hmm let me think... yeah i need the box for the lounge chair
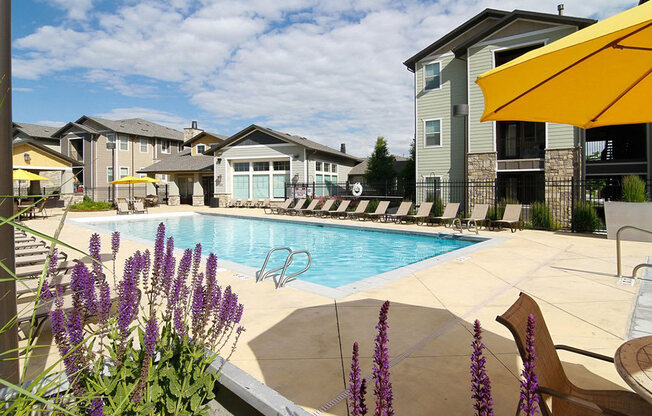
[288,199,312,215]
[33,199,49,219]
[312,199,335,217]
[491,204,523,232]
[345,200,369,220]
[264,199,292,214]
[497,293,652,416]
[15,235,36,244]
[260,199,271,209]
[385,201,413,223]
[328,200,350,218]
[428,203,460,227]
[15,251,67,268]
[15,240,47,249]
[456,203,489,234]
[133,200,148,214]
[404,202,433,225]
[361,201,390,222]
[283,199,306,215]
[116,201,131,215]
[249,199,260,208]
[15,246,50,257]
[15,259,76,278]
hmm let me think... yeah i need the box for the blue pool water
[85,214,476,288]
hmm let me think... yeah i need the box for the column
[192,173,204,206]
[168,175,180,206]
[146,174,156,196]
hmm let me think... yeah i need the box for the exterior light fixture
[24,152,30,162]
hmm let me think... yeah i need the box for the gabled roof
[138,149,214,173]
[13,140,83,166]
[452,9,596,57]
[183,131,228,148]
[348,156,408,176]
[53,115,184,141]
[13,122,60,140]
[52,121,101,137]
[204,124,362,162]
[403,8,509,71]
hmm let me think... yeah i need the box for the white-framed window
[161,140,170,154]
[106,133,116,149]
[196,144,206,154]
[231,158,291,200]
[119,166,129,178]
[424,62,441,90]
[253,161,269,171]
[119,135,129,151]
[233,162,250,172]
[138,168,146,178]
[273,161,290,171]
[140,138,148,153]
[107,167,114,182]
[315,161,322,171]
[424,119,442,147]
[424,175,442,203]
[331,163,337,174]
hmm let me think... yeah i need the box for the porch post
[192,173,204,206]
[167,175,180,206]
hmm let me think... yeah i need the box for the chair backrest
[303,200,318,210]
[442,202,460,218]
[416,202,433,216]
[496,293,571,393]
[336,200,350,213]
[395,201,412,216]
[374,201,390,215]
[354,200,369,213]
[134,201,144,211]
[262,198,270,207]
[502,204,522,221]
[251,199,259,205]
[320,199,335,211]
[36,199,48,212]
[117,202,129,212]
[116,198,127,204]
[470,204,489,220]
[293,199,306,210]
[280,199,292,209]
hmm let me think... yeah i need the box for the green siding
[415,54,467,181]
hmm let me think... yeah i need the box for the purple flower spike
[111,231,120,259]
[191,282,205,336]
[519,314,540,416]
[162,237,175,295]
[174,306,186,339]
[141,249,151,294]
[134,316,158,403]
[98,282,111,326]
[71,262,96,316]
[89,233,103,282]
[373,301,393,416]
[151,223,166,290]
[47,248,59,278]
[471,320,494,416]
[90,398,104,416]
[191,243,202,286]
[116,257,139,361]
[349,342,367,416]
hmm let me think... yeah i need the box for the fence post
[571,179,576,232]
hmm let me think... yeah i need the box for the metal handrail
[632,263,652,278]
[274,250,312,289]
[256,247,292,282]
[616,225,652,277]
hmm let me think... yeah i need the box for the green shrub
[83,194,93,203]
[622,175,647,202]
[572,201,602,232]
[487,198,518,221]
[366,199,379,213]
[433,197,444,217]
[69,200,113,211]
[530,202,556,230]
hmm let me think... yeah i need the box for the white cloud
[15,0,637,156]
[13,87,34,92]
[45,0,95,20]
[95,107,188,131]
[35,120,67,127]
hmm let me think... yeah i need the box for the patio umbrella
[476,1,651,129]
[109,176,162,199]
[13,169,50,199]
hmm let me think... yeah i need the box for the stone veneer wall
[214,193,230,208]
[467,152,497,208]
[545,147,581,227]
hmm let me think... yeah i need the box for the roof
[204,124,362,163]
[138,149,214,173]
[403,8,596,70]
[54,116,184,141]
[13,140,83,166]
[452,9,596,57]
[183,131,229,147]
[13,122,60,140]
[403,9,509,71]
[348,156,408,176]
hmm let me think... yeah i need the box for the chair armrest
[554,344,614,362]
[537,387,628,416]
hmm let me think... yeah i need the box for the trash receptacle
[210,197,220,208]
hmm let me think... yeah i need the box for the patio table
[17,204,35,219]
[615,335,652,404]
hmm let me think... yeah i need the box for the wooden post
[0,0,19,383]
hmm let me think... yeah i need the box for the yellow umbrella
[477,2,651,129]
[13,169,50,182]
[109,175,152,184]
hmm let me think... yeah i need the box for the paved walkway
[17,205,652,415]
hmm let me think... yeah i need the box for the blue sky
[12,0,635,156]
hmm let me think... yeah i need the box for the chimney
[184,120,203,142]
[340,143,346,154]
[557,4,564,15]
[191,120,198,129]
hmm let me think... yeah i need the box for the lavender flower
[133,316,157,403]
[191,243,202,287]
[71,262,96,316]
[150,223,166,294]
[116,257,139,361]
[47,248,59,278]
[111,231,120,259]
[360,379,368,416]
[39,279,53,302]
[519,314,540,416]
[373,301,393,416]
[89,233,103,283]
[191,278,205,337]
[98,282,111,326]
[471,320,494,416]
[174,306,186,339]
[166,249,192,317]
[349,342,367,416]
[141,249,151,295]
[161,237,175,295]
[90,398,104,416]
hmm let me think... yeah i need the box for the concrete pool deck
[17,205,652,415]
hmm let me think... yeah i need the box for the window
[424,119,441,147]
[253,175,270,198]
[119,135,128,151]
[253,161,269,171]
[273,174,289,198]
[196,144,206,154]
[107,167,114,182]
[424,63,440,90]
[273,161,290,171]
[315,162,322,171]
[161,140,170,154]
[233,162,249,172]
[331,163,337,174]
[119,167,129,178]
[138,168,146,178]
[233,176,250,199]
[496,121,545,159]
[323,163,330,173]
[140,138,148,153]
[106,133,116,148]
[315,174,323,197]
[425,176,441,202]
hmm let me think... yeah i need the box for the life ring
[352,182,363,197]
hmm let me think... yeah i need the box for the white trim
[225,155,291,160]
[107,166,114,183]
[12,165,72,171]
[466,48,471,156]
[154,139,159,159]
[161,139,171,154]
[118,134,129,152]
[414,70,418,180]
[225,156,293,201]
[422,61,442,92]
[497,168,544,172]
[545,122,549,149]
[139,137,149,154]
[222,143,295,150]
[422,118,443,148]
[421,51,454,64]
[473,24,573,48]
[119,166,130,178]
[303,149,307,182]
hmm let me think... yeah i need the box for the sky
[11,0,637,157]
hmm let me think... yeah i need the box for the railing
[616,225,652,278]
[255,247,312,289]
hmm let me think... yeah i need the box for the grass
[69,196,113,211]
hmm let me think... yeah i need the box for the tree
[365,137,396,184]
[399,137,416,183]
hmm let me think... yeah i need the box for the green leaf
[166,395,176,414]
[169,376,182,397]
[190,393,201,412]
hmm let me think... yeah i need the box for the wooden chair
[497,293,652,416]
[492,204,523,232]
[264,199,292,214]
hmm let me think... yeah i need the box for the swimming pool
[76,213,482,291]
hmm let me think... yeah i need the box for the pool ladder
[255,247,312,289]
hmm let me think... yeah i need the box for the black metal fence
[78,184,169,204]
[286,178,652,231]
